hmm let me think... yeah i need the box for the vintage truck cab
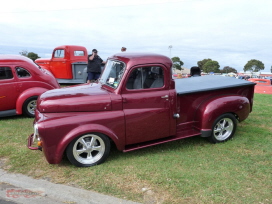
[35,45,89,84]
[28,53,255,167]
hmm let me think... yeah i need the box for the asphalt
[0,169,141,204]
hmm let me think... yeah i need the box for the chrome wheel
[208,113,237,143]
[73,134,105,164]
[66,133,111,167]
[27,99,37,115]
[213,118,234,141]
[23,96,38,117]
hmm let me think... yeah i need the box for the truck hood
[38,84,111,113]
[35,58,50,63]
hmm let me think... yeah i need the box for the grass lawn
[0,93,271,204]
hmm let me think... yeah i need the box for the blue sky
[0,0,271,72]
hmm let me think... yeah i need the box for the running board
[123,128,200,152]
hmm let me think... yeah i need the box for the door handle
[161,95,169,99]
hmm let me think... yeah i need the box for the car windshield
[100,60,126,89]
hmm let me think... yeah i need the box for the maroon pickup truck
[28,53,255,167]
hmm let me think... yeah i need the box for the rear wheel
[66,133,111,167]
[208,113,237,143]
[22,96,38,117]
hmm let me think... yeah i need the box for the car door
[0,66,19,112]
[121,65,171,145]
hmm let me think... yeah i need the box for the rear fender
[51,124,123,164]
[16,87,49,115]
[195,95,250,132]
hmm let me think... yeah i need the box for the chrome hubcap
[213,118,234,141]
[73,134,105,164]
[27,100,36,115]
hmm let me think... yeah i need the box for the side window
[16,67,31,78]
[126,66,164,89]
[0,67,13,80]
[53,49,65,58]
[256,80,266,83]
[74,51,85,56]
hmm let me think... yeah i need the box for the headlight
[32,123,40,143]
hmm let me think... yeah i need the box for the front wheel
[208,113,237,143]
[22,96,38,117]
[66,133,111,167]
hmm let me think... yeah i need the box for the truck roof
[109,52,173,69]
[54,45,87,51]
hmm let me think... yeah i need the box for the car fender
[16,87,49,115]
[194,95,250,133]
[46,123,122,164]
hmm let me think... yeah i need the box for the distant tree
[244,59,264,73]
[19,50,28,57]
[197,58,212,71]
[171,56,184,71]
[271,65,272,73]
[203,60,220,73]
[19,50,40,61]
[222,66,237,73]
[27,52,40,61]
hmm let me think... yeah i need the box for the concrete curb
[0,169,141,204]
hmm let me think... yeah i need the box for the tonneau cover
[175,75,255,95]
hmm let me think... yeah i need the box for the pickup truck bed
[175,75,255,95]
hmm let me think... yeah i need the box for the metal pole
[168,45,172,58]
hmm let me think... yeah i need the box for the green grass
[0,94,271,204]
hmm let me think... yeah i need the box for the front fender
[56,124,121,163]
[195,95,250,132]
[16,87,49,115]
[44,123,123,164]
[37,110,125,164]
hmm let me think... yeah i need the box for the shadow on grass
[0,115,31,120]
[106,135,208,162]
[56,136,206,167]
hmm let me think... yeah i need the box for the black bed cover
[174,75,255,95]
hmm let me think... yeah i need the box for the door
[0,66,19,111]
[122,66,171,145]
[50,49,71,79]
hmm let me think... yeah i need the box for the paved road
[0,196,17,204]
[0,169,141,204]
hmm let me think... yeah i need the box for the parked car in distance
[0,55,60,117]
[248,78,272,94]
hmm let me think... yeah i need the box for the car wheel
[208,113,237,143]
[66,133,111,167]
[22,96,38,117]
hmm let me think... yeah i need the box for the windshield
[100,60,126,89]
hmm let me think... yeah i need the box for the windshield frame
[99,59,126,89]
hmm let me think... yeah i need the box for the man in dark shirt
[121,47,126,52]
[87,49,105,83]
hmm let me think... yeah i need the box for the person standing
[121,47,127,52]
[87,49,105,83]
